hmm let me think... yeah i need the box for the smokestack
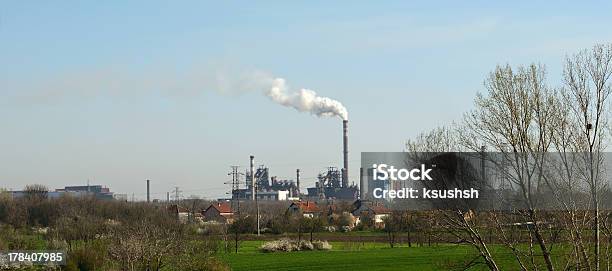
[146,179,150,203]
[342,120,349,187]
[359,167,365,199]
[250,155,255,200]
[296,169,301,199]
[480,145,486,184]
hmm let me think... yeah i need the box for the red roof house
[202,202,234,224]
[287,201,321,217]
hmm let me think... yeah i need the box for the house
[202,202,234,224]
[287,201,321,218]
[351,200,391,228]
[167,204,190,223]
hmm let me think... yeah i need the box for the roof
[351,201,391,215]
[206,202,233,214]
[290,201,321,213]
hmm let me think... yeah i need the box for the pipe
[250,155,255,200]
[342,120,349,187]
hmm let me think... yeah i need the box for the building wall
[374,214,388,224]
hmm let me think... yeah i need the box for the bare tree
[406,125,500,271]
[306,216,326,243]
[461,63,557,270]
[562,43,612,271]
[406,124,461,153]
[108,217,185,271]
[404,44,612,271]
[23,184,49,201]
[228,215,256,253]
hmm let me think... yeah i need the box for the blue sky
[1,1,611,199]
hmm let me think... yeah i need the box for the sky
[1,1,612,200]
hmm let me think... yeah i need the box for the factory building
[231,156,299,201]
[306,166,359,200]
[230,119,358,202]
[305,120,359,201]
[10,184,115,200]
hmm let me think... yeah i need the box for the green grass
[220,240,573,271]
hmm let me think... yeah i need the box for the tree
[383,211,404,248]
[306,216,326,242]
[108,217,185,271]
[290,215,309,244]
[23,184,48,201]
[407,126,500,271]
[562,44,612,271]
[462,63,556,271]
[54,212,105,250]
[228,215,255,253]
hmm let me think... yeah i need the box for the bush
[47,238,68,250]
[260,239,331,253]
[298,240,314,250]
[64,243,107,271]
[261,238,296,252]
[312,240,332,250]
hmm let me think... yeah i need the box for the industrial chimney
[342,120,349,187]
[296,169,301,199]
[359,167,365,199]
[250,155,255,200]
[146,179,150,203]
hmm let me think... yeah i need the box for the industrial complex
[228,120,359,202]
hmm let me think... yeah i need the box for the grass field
[219,240,556,271]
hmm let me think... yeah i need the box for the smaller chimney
[342,120,349,187]
[359,167,365,199]
[296,169,301,199]
[146,179,150,203]
[250,155,255,200]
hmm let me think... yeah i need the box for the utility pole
[228,166,241,214]
[256,180,260,236]
[166,192,170,203]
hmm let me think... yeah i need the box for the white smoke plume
[265,78,348,120]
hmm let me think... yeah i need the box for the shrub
[312,240,332,250]
[47,238,68,250]
[64,243,107,271]
[260,239,331,253]
[298,240,314,250]
[261,238,296,252]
